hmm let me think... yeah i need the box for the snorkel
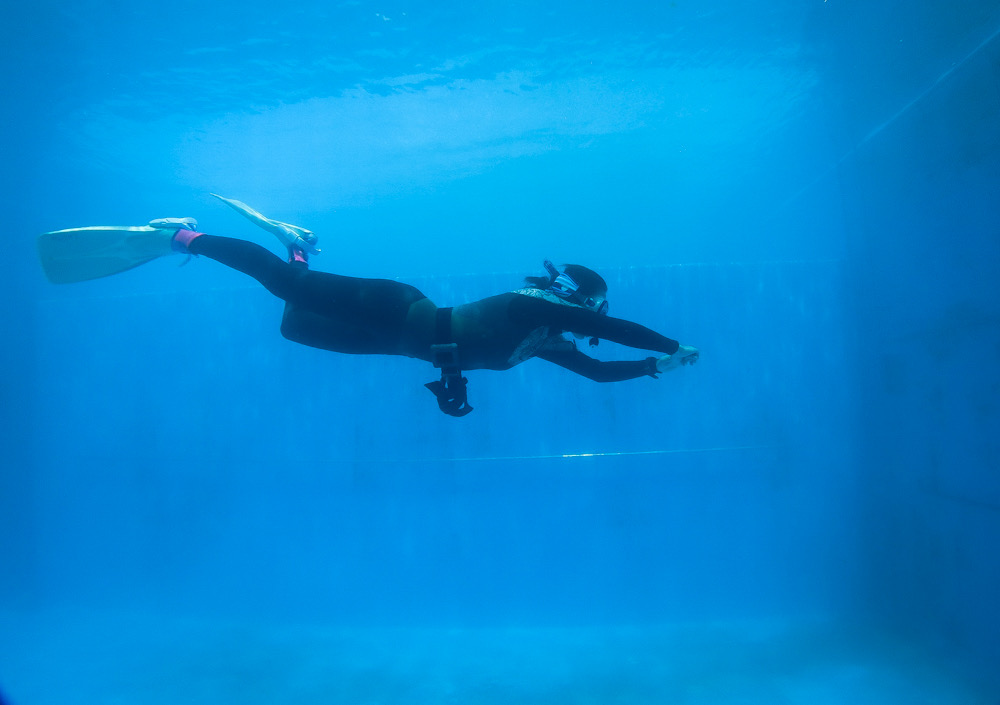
[542,260,609,314]
[542,260,609,346]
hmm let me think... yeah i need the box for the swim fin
[210,193,320,255]
[37,225,182,284]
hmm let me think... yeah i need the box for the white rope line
[318,444,782,465]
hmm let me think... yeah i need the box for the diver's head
[524,261,609,346]
[559,264,608,312]
[534,261,608,314]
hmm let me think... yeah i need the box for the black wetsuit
[452,292,679,381]
[189,235,680,381]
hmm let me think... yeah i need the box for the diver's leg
[182,232,308,301]
[279,299,383,354]
[279,272,430,354]
[176,229,429,354]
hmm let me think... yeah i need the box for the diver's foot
[210,193,321,256]
[149,218,203,254]
[274,222,321,256]
[149,217,198,231]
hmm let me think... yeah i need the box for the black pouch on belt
[424,307,474,417]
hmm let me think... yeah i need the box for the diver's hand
[675,345,699,365]
[656,345,699,373]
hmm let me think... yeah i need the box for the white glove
[656,345,699,373]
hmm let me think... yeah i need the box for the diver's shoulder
[510,287,576,307]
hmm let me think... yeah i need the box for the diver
[38,195,700,417]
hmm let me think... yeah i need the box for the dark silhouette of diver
[40,197,699,416]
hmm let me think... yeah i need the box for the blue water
[2,1,999,703]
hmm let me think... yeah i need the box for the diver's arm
[583,313,681,353]
[557,308,702,366]
[515,297,681,354]
[535,347,659,383]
